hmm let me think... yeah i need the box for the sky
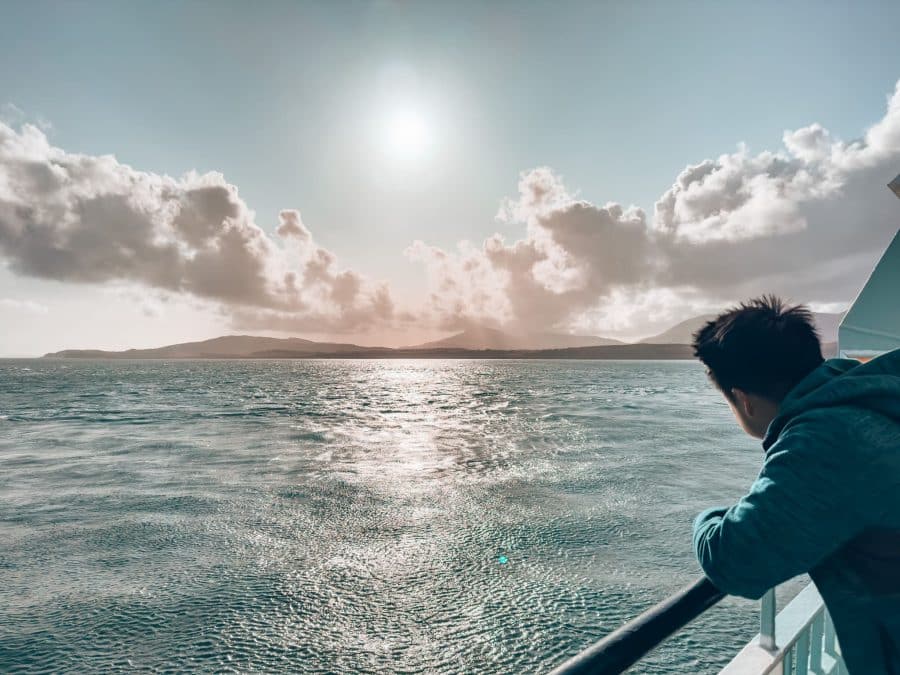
[1,0,900,356]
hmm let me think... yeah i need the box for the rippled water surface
[1,359,784,673]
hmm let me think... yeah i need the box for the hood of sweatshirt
[763,348,900,451]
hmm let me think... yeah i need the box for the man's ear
[731,388,754,417]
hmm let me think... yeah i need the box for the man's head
[692,295,824,439]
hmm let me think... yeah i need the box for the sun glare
[380,105,433,162]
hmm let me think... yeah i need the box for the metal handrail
[547,576,725,675]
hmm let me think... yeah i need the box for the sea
[0,359,805,674]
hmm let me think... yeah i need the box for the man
[691,295,900,674]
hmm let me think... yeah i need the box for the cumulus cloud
[275,209,311,241]
[652,149,809,243]
[0,122,394,332]
[653,81,900,304]
[654,82,900,248]
[2,79,899,341]
[408,167,654,331]
[409,81,900,337]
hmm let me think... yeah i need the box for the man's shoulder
[776,405,855,440]
[773,404,899,463]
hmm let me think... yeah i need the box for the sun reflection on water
[0,358,766,674]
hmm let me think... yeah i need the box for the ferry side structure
[547,174,900,675]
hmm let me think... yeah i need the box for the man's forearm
[692,506,771,600]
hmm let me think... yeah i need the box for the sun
[380,105,433,162]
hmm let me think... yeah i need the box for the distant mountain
[44,334,690,360]
[640,312,846,346]
[411,326,623,350]
[526,332,624,349]
[229,343,696,360]
[44,335,384,359]
[411,327,518,350]
[638,315,716,345]
[43,311,846,360]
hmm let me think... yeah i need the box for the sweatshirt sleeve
[692,420,865,599]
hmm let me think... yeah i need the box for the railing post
[824,610,837,654]
[809,612,824,672]
[760,588,776,651]
[795,627,810,675]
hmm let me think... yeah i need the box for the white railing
[719,582,847,675]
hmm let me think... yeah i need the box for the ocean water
[0,359,797,674]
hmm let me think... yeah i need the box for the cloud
[652,149,808,244]
[2,80,899,341]
[100,284,178,319]
[275,209,311,242]
[566,286,720,337]
[0,298,48,314]
[410,81,900,337]
[653,81,900,303]
[0,122,394,332]
[407,167,654,331]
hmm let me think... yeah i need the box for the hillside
[411,326,622,350]
[45,335,384,359]
[43,311,844,360]
[244,343,695,360]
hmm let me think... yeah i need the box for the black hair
[692,295,824,402]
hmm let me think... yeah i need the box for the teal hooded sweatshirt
[693,349,900,674]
